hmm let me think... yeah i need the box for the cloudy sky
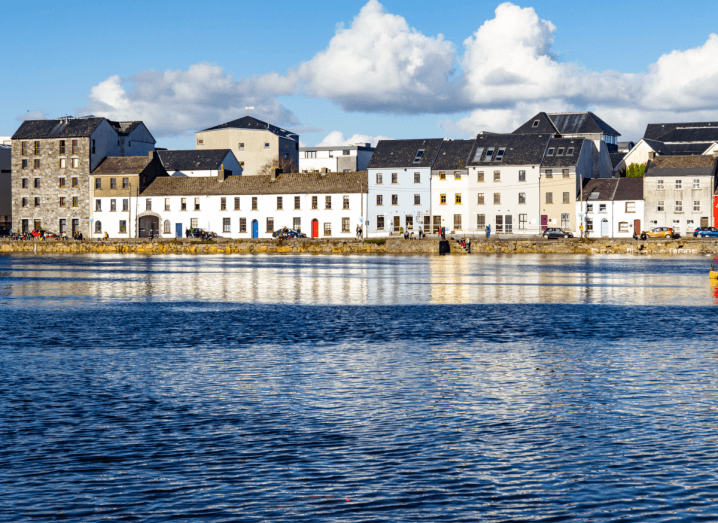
[3,0,718,148]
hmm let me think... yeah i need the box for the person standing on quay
[486,224,491,239]
[467,237,471,253]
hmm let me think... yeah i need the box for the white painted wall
[576,199,645,238]
[430,171,470,233]
[367,167,432,236]
[167,152,242,177]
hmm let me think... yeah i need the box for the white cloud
[16,109,49,121]
[316,130,390,147]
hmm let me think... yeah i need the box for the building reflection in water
[0,253,713,307]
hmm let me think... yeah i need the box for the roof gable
[157,150,232,171]
[200,116,298,140]
[467,133,551,166]
[432,139,475,170]
[512,112,560,135]
[548,112,620,136]
[367,139,444,169]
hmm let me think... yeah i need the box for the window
[532,120,540,127]
[72,177,79,188]
[34,141,40,155]
[485,148,494,161]
[546,192,553,204]
[95,178,101,190]
[493,171,500,182]
[95,199,101,211]
[377,216,385,230]
[455,193,462,204]
[453,214,462,230]
[599,203,606,212]
[563,192,570,204]
[191,218,198,228]
[495,148,505,162]
[59,197,67,207]
[454,171,461,180]
[291,217,300,231]
[34,197,41,207]
[237,143,245,151]
[304,151,316,159]
[391,194,398,205]
[693,179,701,189]
[562,169,569,178]
[586,218,593,231]
[657,201,665,212]
[34,178,40,188]
[72,197,79,207]
[264,143,270,148]
[325,196,331,209]
[656,179,664,190]
[59,140,66,154]
[343,195,350,209]
[59,177,65,188]
[181,198,187,211]
[477,214,486,229]
[240,218,247,233]
[311,196,317,210]
[496,215,503,233]
[110,199,116,211]
[519,192,526,204]
[60,158,66,169]
[477,171,484,182]
[72,158,79,168]
[234,197,241,210]
[324,223,331,236]
[675,200,683,212]
[439,171,446,180]
[619,222,629,232]
[376,173,383,184]
[222,218,231,233]
[626,202,635,213]
[586,204,593,213]
[519,170,526,182]
[440,194,447,205]
[694,200,701,212]
[566,147,574,155]
[547,148,555,156]
[342,217,350,232]
[561,213,570,229]
[675,180,683,190]
[343,150,350,156]
[478,193,485,205]
[21,178,28,188]
[34,159,40,168]
[520,214,527,229]
[72,140,78,154]
[107,178,115,189]
[146,199,152,211]
[472,148,484,162]
[392,173,398,184]
[123,199,128,211]
[95,221,102,233]
[557,148,564,156]
[22,159,28,169]
[194,197,200,211]
[414,194,420,205]
[266,217,274,232]
[119,220,127,233]
[22,197,28,207]
[21,219,28,233]
[59,219,67,235]
[494,193,500,204]
[545,170,553,178]
[413,150,425,163]
[21,142,28,155]
[415,172,421,183]
[377,194,383,206]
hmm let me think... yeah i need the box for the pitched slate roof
[93,156,157,175]
[663,143,714,155]
[140,170,368,197]
[541,138,585,167]
[368,139,444,169]
[432,139,475,170]
[201,116,298,140]
[609,152,626,169]
[512,112,560,135]
[547,112,620,136]
[644,122,718,142]
[644,155,718,177]
[580,178,643,201]
[467,133,550,166]
[157,150,233,171]
[642,139,674,156]
[12,117,106,139]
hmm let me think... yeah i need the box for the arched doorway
[139,215,159,238]
[251,219,259,238]
[311,219,319,238]
[601,218,609,237]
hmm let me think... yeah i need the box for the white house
[299,143,374,173]
[367,139,442,236]
[157,149,242,177]
[430,139,474,233]
[577,178,644,238]
[104,170,368,239]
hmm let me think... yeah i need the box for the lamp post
[358,180,364,239]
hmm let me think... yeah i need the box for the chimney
[648,151,656,160]
[321,167,329,177]
[271,167,281,182]
[218,165,232,182]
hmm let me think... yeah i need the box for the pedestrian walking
[104,231,109,241]
[486,224,491,239]
[467,237,471,253]
[441,227,446,240]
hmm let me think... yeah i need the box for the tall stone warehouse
[11,117,155,236]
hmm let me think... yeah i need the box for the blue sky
[3,0,718,147]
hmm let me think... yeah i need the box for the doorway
[252,219,259,238]
[71,219,79,236]
[176,223,183,238]
[541,215,548,231]
[311,219,319,238]
[634,219,641,235]
[601,218,609,237]
[139,216,159,238]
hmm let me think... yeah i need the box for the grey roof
[662,143,714,155]
[512,112,560,135]
[548,112,620,136]
[642,139,674,156]
[157,150,233,171]
[432,139,475,170]
[541,138,585,167]
[201,116,298,140]
[609,152,626,169]
[644,155,718,177]
[644,122,718,142]
[467,133,550,166]
[368,139,444,169]
[141,170,368,197]
[11,117,148,140]
[93,155,168,177]
[581,178,643,201]
[300,144,374,152]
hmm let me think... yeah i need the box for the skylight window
[566,147,574,155]
[413,149,425,163]
[532,120,540,127]
[485,148,495,162]
[589,193,599,200]
[472,148,484,162]
[557,148,564,156]
[547,148,555,156]
[495,148,506,162]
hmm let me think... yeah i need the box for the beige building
[195,116,299,176]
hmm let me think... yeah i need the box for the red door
[312,220,319,238]
[634,219,641,235]
[541,215,548,231]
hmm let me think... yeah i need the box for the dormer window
[472,148,484,162]
[547,148,555,156]
[485,148,495,162]
[589,193,599,200]
[532,120,540,127]
[566,147,574,155]
[556,148,564,156]
[495,148,505,162]
[413,149,425,163]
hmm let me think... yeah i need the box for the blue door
[252,220,259,238]
[176,223,183,238]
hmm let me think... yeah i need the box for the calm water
[2,253,718,522]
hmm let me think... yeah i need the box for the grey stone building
[11,117,154,236]
[643,155,718,236]
[1,144,11,234]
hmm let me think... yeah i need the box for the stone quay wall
[1,238,718,256]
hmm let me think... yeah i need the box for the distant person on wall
[104,231,109,241]
[486,225,491,239]
[467,237,471,253]
[580,223,584,239]
[441,227,446,240]
[185,228,190,238]
[356,225,362,239]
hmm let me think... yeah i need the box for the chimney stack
[648,151,656,160]
[218,165,232,182]
[271,167,281,182]
[321,167,329,177]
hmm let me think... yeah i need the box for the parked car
[640,227,675,240]
[273,227,306,239]
[542,228,574,239]
[693,227,718,238]
[189,228,207,238]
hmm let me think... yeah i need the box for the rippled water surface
[2,253,718,522]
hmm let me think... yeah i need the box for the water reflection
[0,253,713,307]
